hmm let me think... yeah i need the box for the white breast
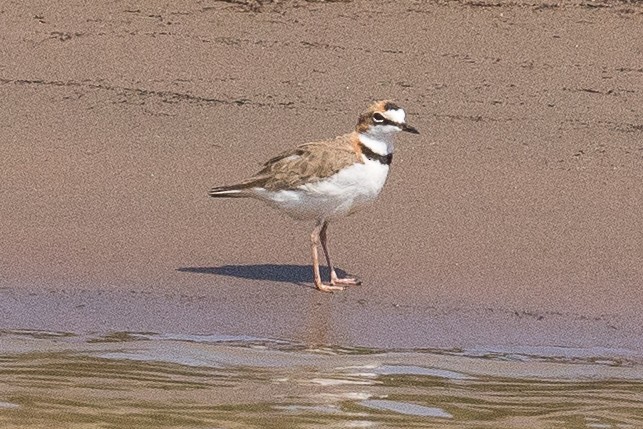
[256,157,390,221]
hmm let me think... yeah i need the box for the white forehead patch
[383,108,406,124]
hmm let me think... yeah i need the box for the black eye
[373,113,385,123]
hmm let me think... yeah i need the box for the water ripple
[0,329,641,428]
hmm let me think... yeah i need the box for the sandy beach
[1,0,642,353]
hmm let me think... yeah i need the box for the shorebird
[209,100,419,292]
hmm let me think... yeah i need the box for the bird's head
[356,100,419,138]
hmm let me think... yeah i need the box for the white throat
[359,131,395,156]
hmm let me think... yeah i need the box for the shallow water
[0,330,641,429]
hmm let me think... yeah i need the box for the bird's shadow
[177,264,351,287]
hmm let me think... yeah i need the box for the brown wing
[240,133,361,191]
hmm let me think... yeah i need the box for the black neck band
[359,143,393,165]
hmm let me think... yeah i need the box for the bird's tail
[209,184,253,198]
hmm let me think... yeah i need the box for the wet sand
[1,1,642,353]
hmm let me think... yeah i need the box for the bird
[209,100,419,292]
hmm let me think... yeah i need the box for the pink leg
[311,221,344,292]
[319,221,361,286]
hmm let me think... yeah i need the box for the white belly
[255,159,390,221]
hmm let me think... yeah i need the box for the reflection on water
[0,330,641,429]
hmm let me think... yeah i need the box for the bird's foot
[316,282,345,293]
[331,276,362,286]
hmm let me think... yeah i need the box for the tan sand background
[1,0,642,351]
